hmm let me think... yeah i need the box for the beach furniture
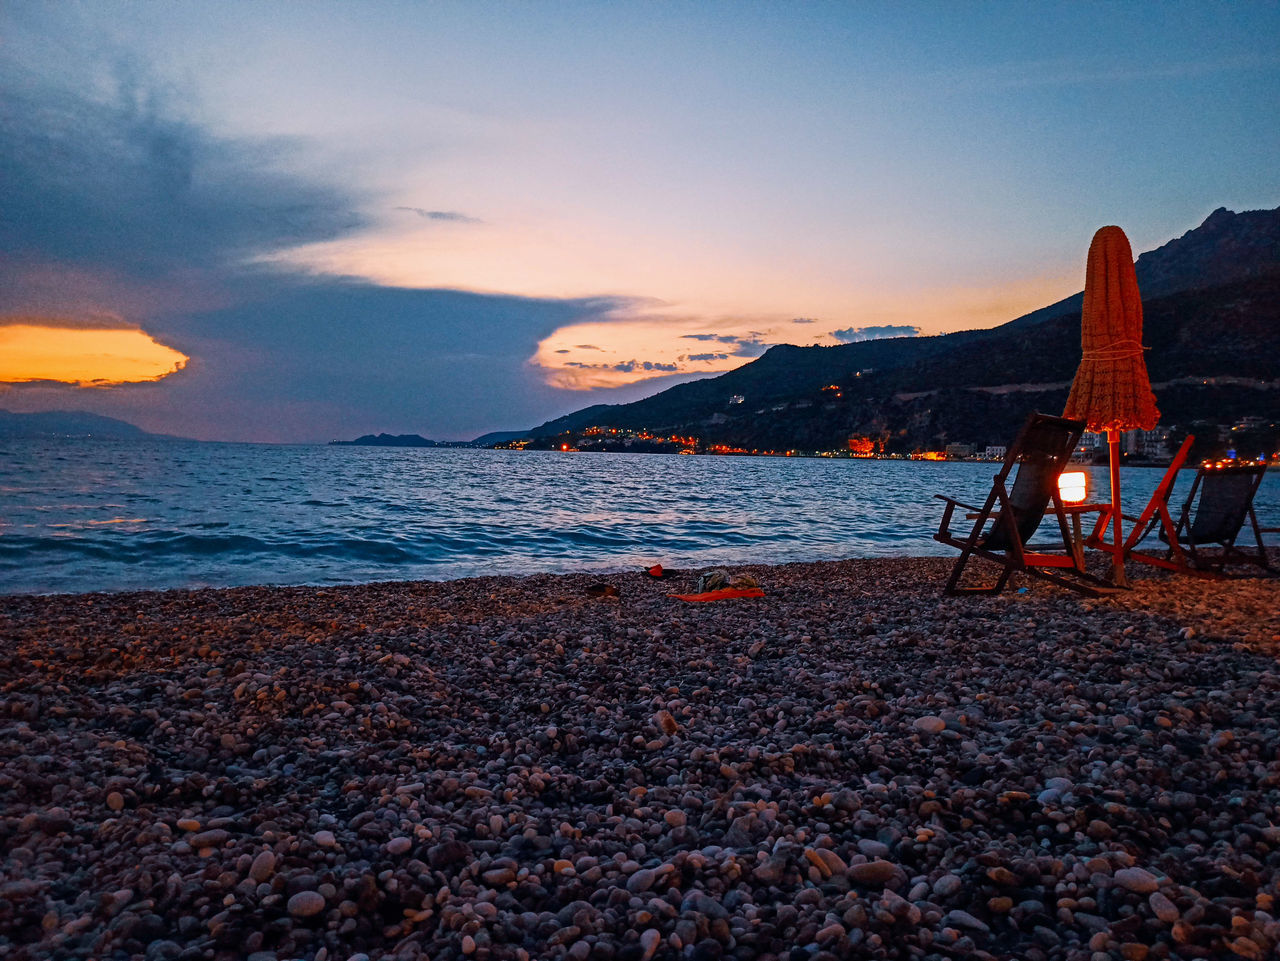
[934,412,1118,596]
[1112,455,1271,574]
[1084,435,1194,572]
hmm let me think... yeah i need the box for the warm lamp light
[1058,471,1087,503]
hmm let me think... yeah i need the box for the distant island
[329,429,532,448]
[330,433,453,447]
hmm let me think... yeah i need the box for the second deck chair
[1084,435,1195,573]
[934,413,1117,596]
[1162,461,1271,573]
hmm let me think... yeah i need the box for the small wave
[0,531,418,565]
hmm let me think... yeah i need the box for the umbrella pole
[1107,428,1129,587]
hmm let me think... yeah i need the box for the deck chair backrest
[1184,464,1268,545]
[983,415,1083,552]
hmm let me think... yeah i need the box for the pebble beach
[2,557,1279,961]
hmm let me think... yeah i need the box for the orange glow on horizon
[0,322,189,387]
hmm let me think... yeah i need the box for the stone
[914,716,946,734]
[189,829,229,849]
[944,910,989,933]
[848,860,898,884]
[287,890,326,918]
[1114,867,1159,894]
[1148,891,1179,923]
[249,851,276,882]
[933,874,962,898]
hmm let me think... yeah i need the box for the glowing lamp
[1058,471,1087,504]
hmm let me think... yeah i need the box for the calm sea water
[2,440,1277,595]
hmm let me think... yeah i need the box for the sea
[2,439,1278,595]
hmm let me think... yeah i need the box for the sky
[2,1,1278,442]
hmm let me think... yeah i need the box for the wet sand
[2,557,1278,961]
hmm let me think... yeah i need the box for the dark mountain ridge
[521,205,1280,454]
[0,409,170,440]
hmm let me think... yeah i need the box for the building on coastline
[944,443,975,460]
[983,445,1007,461]
[1077,427,1175,462]
[1122,427,1174,459]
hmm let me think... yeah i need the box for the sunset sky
[2,1,1278,441]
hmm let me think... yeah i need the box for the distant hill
[0,409,169,440]
[515,206,1280,456]
[331,429,533,448]
[329,433,442,447]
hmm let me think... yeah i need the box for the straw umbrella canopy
[1063,225,1159,585]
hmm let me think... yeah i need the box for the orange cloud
[0,321,189,387]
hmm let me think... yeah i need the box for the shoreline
[2,557,1279,960]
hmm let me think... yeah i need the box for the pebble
[248,850,276,882]
[913,715,946,734]
[286,890,326,918]
[639,928,661,960]
[944,909,990,933]
[933,874,962,897]
[1114,867,1160,893]
[848,860,898,884]
[386,836,412,855]
[1148,890,1179,923]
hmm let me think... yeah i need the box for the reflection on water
[1,439,1276,595]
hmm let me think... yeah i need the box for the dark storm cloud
[0,62,666,440]
[395,207,482,224]
[830,324,920,343]
[0,65,368,278]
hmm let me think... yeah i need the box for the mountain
[469,429,534,447]
[517,206,1280,456]
[329,433,442,447]
[329,432,509,447]
[0,409,167,440]
[1006,205,1280,331]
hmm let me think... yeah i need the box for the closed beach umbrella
[1063,225,1159,586]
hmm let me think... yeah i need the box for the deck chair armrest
[934,494,984,513]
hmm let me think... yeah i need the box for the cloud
[791,317,818,324]
[395,207,481,224]
[611,359,679,373]
[829,324,920,343]
[677,332,769,355]
[0,60,666,440]
[685,352,730,362]
[574,344,604,351]
[0,63,369,281]
[681,333,741,343]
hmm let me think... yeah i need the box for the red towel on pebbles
[670,587,765,602]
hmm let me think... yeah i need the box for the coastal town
[498,416,1280,467]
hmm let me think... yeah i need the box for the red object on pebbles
[670,587,765,602]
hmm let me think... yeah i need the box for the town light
[1058,471,1087,504]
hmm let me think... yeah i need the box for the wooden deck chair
[1084,435,1196,574]
[934,413,1117,596]
[1161,461,1271,573]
